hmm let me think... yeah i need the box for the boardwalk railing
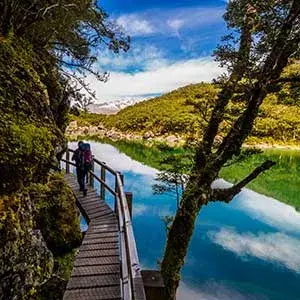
[61,148,146,300]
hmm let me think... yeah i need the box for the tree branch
[211,160,276,203]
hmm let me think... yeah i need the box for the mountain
[73,65,300,145]
[88,97,149,115]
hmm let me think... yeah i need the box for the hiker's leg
[77,168,84,191]
[82,167,88,196]
[76,167,80,185]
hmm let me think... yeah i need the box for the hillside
[72,62,300,145]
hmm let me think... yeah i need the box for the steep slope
[0,38,81,299]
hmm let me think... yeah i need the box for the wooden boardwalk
[63,173,121,300]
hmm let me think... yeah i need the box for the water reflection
[70,141,300,300]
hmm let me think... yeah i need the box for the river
[69,141,300,300]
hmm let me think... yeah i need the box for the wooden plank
[79,243,119,251]
[67,274,120,289]
[89,210,115,220]
[81,201,108,210]
[84,232,119,240]
[63,167,146,300]
[82,237,118,245]
[87,226,118,234]
[74,256,120,267]
[72,265,120,277]
[92,216,117,224]
[76,249,119,259]
[79,199,104,207]
[63,286,121,300]
[85,208,113,219]
[91,218,117,225]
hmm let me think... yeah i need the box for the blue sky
[89,0,228,102]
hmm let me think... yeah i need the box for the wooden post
[66,150,70,174]
[141,270,167,300]
[89,157,94,187]
[115,172,124,213]
[125,192,133,219]
[100,165,106,200]
[120,173,124,185]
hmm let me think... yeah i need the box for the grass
[72,135,300,209]
[220,149,300,209]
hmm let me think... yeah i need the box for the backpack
[82,143,93,170]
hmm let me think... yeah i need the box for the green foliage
[0,39,64,194]
[276,60,300,106]
[75,78,300,145]
[29,173,82,256]
[54,249,78,280]
[220,149,300,209]
[0,0,129,71]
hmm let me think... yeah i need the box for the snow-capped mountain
[88,97,149,115]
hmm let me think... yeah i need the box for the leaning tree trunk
[160,173,213,300]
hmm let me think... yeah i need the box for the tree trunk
[160,175,211,300]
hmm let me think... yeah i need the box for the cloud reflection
[178,281,266,300]
[209,228,300,273]
[212,179,300,234]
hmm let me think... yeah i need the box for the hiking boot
[83,189,87,197]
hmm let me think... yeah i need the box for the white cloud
[133,204,149,216]
[209,228,300,273]
[116,14,155,36]
[87,57,222,102]
[178,282,263,300]
[167,18,185,35]
[96,44,167,71]
[115,6,224,37]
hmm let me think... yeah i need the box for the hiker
[71,141,93,196]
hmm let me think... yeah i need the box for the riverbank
[70,135,300,210]
[66,120,300,150]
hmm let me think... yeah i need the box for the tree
[0,0,130,112]
[160,1,300,299]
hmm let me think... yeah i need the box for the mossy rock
[29,173,82,256]
[0,193,54,299]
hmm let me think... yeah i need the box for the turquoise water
[70,142,300,300]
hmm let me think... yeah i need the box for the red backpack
[82,143,93,169]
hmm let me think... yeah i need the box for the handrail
[62,148,146,300]
[61,158,76,167]
[116,174,146,300]
[89,171,116,196]
[93,158,117,176]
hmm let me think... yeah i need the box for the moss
[0,122,55,193]
[0,37,74,298]
[0,38,66,194]
[29,173,82,256]
[0,193,54,299]
[54,249,78,280]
